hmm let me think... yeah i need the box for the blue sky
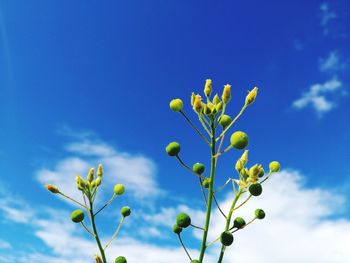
[0,1,350,262]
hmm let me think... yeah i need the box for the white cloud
[36,138,163,206]
[320,3,337,35]
[0,240,11,250]
[292,77,343,116]
[319,51,345,72]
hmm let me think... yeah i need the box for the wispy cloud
[0,240,11,250]
[292,77,343,116]
[319,50,346,72]
[320,2,337,35]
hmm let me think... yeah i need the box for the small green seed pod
[269,161,281,173]
[193,163,205,175]
[220,231,234,246]
[202,178,211,188]
[255,208,265,219]
[115,256,127,263]
[120,206,131,217]
[230,131,249,150]
[233,217,246,229]
[71,209,85,223]
[114,184,125,195]
[165,142,181,156]
[249,183,262,196]
[176,212,191,228]
[169,99,183,112]
[172,224,182,234]
[218,115,232,128]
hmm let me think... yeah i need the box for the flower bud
[71,209,85,223]
[245,87,258,105]
[269,161,280,173]
[203,104,212,116]
[230,131,249,150]
[114,184,125,195]
[165,142,181,156]
[115,256,127,263]
[255,208,265,219]
[248,164,263,183]
[120,206,131,217]
[172,224,182,234]
[169,98,183,112]
[176,212,191,228]
[193,163,205,175]
[233,217,246,229]
[87,168,94,183]
[222,84,231,104]
[202,178,211,188]
[213,93,221,104]
[95,176,102,187]
[193,94,203,113]
[45,184,59,194]
[94,255,103,263]
[249,183,262,196]
[220,231,234,246]
[97,164,103,177]
[204,79,212,97]
[218,115,232,128]
[191,92,196,106]
[215,101,223,112]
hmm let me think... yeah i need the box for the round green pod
[71,209,85,223]
[114,184,125,195]
[193,163,205,175]
[169,99,183,112]
[172,224,182,234]
[269,161,281,172]
[115,256,127,263]
[202,178,211,188]
[230,131,249,150]
[120,206,131,217]
[165,142,181,156]
[255,208,265,219]
[249,183,262,196]
[233,217,246,229]
[220,231,234,246]
[176,212,191,228]
[218,114,232,128]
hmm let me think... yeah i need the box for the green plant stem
[88,199,107,263]
[180,111,211,146]
[217,188,243,263]
[104,217,125,250]
[178,234,192,261]
[94,194,116,217]
[190,223,205,231]
[58,192,88,209]
[198,120,216,262]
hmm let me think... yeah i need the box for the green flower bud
[222,84,231,104]
[233,217,246,229]
[245,87,258,105]
[193,163,205,175]
[120,206,131,217]
[114,184,125,195]
[249,183,262,196]
[71,209,85,223]
[87,168,95,183]
[45,184,59,194]
[204,79,212,97]
[202,178,211,188]
[97,164,103,177]
[193,94,203,113]
[255,208,265,219]
[213,94,221,105]
[115,256,127,263]
[215,101,223,112]
[165,142,181,156]
[95,176,102,187]
[220,231,234,246]
[172,224,182,234]
[169,98,183,112]
[218,115,232,128]
[230,131,249,150]
[269,161,281,173]
[176,212,191,228]
[203,104,212,116]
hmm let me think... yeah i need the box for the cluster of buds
[45,164,130,263]
[167,79,280,263]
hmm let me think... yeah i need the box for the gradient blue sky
[0,1,350,262]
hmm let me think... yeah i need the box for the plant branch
[180,111,211,146]
[104,217,125,250]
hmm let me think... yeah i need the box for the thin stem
[180,111,211,146]
[198,120,216,262]
[260,171,273,184]
[94,194,116,217]
[104,217,125,250]
[216,104,248,141]
[213,194,227,218]
[234,194,252,211]
[190,223,205,231]
[229,217,257,231]
[89,200,107,263]
[175,155,205,180]
[81,221,95,237]
[198,116,213,137]
[178,234,192,261]
[58,192,88,210]
[198,177,208,208]
[215,178,232,193]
